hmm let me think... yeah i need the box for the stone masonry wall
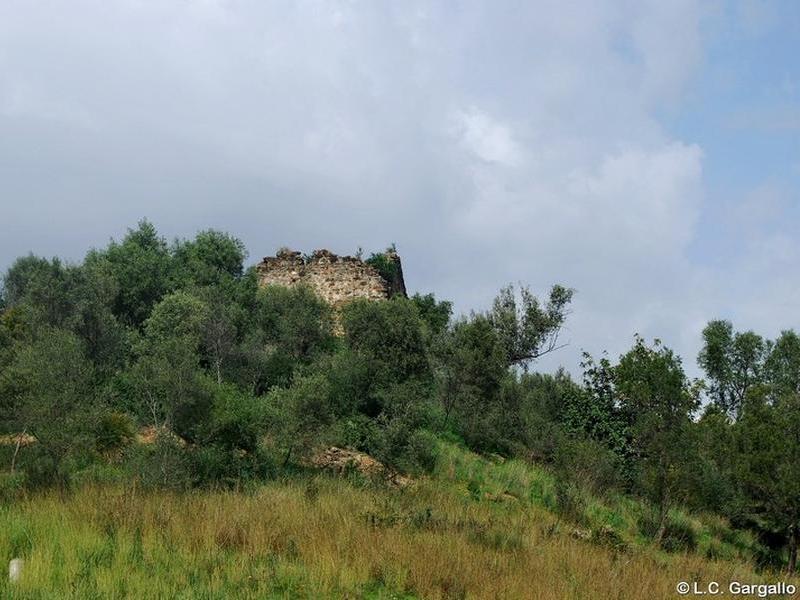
[256,249,403,309]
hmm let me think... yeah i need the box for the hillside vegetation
[1,221,800,597]
[1,442,789,599]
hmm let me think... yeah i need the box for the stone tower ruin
[256,248,406,310]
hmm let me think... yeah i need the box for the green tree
[342,297,432,398]
[339,297,439,469]
[437,315,507,449]
[2,255,131,375]
[269,373,334,468]
[92,220,175,327]
[192,384,273,485]
[131,292,212,440]
[489,284,573,370]
[563,353,631,478]
[173,229,247,287]
[615,336,701,545]
[66,260,132,375]
[736,391,800,573]
[765,330,800,399]
[698,320,767,418]
[410,293,452,337]
[0,327,96,485]
[256,285,334,364]
[686,404,739,514]
[1,255,76,327]
[190,286,248,386]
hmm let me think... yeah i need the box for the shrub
[551,434,623,495]
[704,539,733,561]
[71,463,127,486]
[124,433,193,490]
[403,429,440,473]
[365,250,399,285]
[554,479,587,524]
[591,526,627,552]
[637,509,698,553]
[190,444,274,488]
[94,411,136,453]
[332,415,383,454]
[0,471,25,503]
[467,479,482,502]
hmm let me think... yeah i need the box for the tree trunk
[10,428,26,474]
[282,445,293,469]
[789,524,798,575]
[653,486,671,547]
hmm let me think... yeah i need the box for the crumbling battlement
[256,248,406,308]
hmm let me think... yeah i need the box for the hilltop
[2,221,800,598]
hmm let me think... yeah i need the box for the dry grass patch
[0,474,794,599]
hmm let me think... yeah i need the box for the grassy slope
[0,443,794,599]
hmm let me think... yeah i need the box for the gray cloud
[1,0,755,377]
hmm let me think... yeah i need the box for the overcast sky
[1,1,799,377]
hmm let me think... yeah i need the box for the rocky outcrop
[311,446,413,488]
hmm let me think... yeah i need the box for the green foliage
[489,284,573,370]
[173,229,247,287]
[0,471,26,504]
[201,385,269,453]
[343,297,431,390]
[614,336,700,539]
[551,433,625,495]
[685,404,739,514]
[0,327,97,486]
[637,509,698,552]
[410,293,452,337]
[94,412,137,453]
[124,432,194,490]
[129,292,214,439]
[269,373,335,466]
[93,220,175,327]
[5,219,800,576]
[735,390,800,572]
[369,382,441,473]
[1,255,76,326]
[437,315,506,449]
[256,284,334,363]
[698,320,767,418]
[365,247,398,283]
[764,330,800,399]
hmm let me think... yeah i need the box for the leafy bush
[190,444,274,488]
[123,433,194,490]
[71,463,127,486]
[94,411,136,453]
[554,479,587,524]
[591,526,627,552]
[365,250,399,285]
[332,414,383,454]
[0,472,26,504]
[637,510,698,553]
[552,434,623,495]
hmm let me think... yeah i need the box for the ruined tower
[256,248,406,310]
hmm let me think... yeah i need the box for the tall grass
[0,444,793,598]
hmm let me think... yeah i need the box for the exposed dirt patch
[0,433,36,446]
[136,426,187,446]
[311,446,413,488]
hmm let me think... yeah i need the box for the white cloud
[449,107,522,166]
